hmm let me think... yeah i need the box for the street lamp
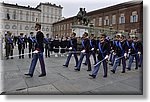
[109,24,113,39]
[89,22,94,35]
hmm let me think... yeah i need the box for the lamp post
[89,22,94,36]
[109,24,113,39]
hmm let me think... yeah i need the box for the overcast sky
[1,0,132,18]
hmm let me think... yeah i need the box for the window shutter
[119,17,121,24]
[104,20,106,25]
[124,17,125,23]
[108,19,109,25]
[130,16,133,23]
[136,15,138,22]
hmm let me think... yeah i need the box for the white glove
[81,50,86,53]
[69,47,72,50]
[104,55,109,59]
[124,53,127,58]
[91,48,94,51]
[113,52,116,55]
[128,49,131,53]
[33,50,39,53]
[138,52,141,55]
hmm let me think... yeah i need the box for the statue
[74,8,90,26]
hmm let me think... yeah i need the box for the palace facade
[52,1,143,38]
[0,2,63,37]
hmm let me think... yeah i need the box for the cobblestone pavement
[0,47,143,95]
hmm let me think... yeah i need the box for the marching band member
[63,33,78,67]
[17,33,25,59]
[5,31,14,59]
[127,36,139,70]
[111,34,128,73]
[25,23,46,77]
[28,32,36,58]
[44,34,51,58]
[89,33,110,78]
[74,32,91,71]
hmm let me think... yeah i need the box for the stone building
[52,1,143,38]
[0,2,63,37]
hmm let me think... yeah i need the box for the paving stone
[4,88,28,95]
[53,77,101,94]
[1,48,143,95]
[28,84,62,95]
[2,77,27,92]
[90,81,141,95]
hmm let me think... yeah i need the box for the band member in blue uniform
[89,34,110,78]
[125,36,132,59]
[28,32,35,58]
[44,33,51,58]
[127,36,139,70]
[17,33,25,59]
[74,32,91,71]
[111,34,128,73]
[63,33,78,67]
[5,31,14,59]
[83,34,97,65]
[109,35,118,66]
[24,34,28,48]
[25,23,46,77]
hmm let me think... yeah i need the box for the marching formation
[3,25,143,78]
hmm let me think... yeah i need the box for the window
[67,24,69,30]
[51,8,53,14]
[47,7,49,12]
[26,11,29,21]
[93,18,96,26]
[47,15,49,23]
[20,24,22,30]
[70,23,72,29]
[32,12,35,21]
[61,25,63,30]
[13,10,16,20]
[6,9,10,20]
[59,9,61,16]
[119,13,125,24]
[98,17,102,26]
[112,15,116,24]
[104,16,109,26]
[43,14,45,23]
[130,11,138,23]
[20,10,23,20]
[64,24,66,30]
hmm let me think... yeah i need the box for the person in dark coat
[83,34,97,65]
[44,34,51,58]
[28,32,36,58]
[17,33,25,59]
[5,31,14,59]
[89,33,110,78]
[111,34,128,74]
[63,33,78,67]
[74,32,91,71]
[25,23,46,77]
[127,36,140,70]
[53,35,60,57]
[60,36,67,56]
